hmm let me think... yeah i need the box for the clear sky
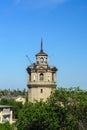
[0,0,87,90]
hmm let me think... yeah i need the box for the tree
[48,87,87,130]
[0,122,13,130]
[17,101,60,130]
[17,87,87,130]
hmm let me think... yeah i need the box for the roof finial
[41,38,43,52]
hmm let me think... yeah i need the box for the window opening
[52,73,55,81]
[40,73,44,81]
[40,89,43,93]
[40,57,44,63]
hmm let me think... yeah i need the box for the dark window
[40,89,43,93]
[52,73,54,81]
[29,73,31,81]
[40,73,44,81]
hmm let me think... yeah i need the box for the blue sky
[0,0,87,90]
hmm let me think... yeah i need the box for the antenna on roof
[26,55,32,65]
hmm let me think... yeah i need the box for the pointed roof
[36,39,48,56]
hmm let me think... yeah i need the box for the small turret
[36,40,48,65]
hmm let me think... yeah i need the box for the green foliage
[17,102,59,130]
[0,122,13,130]
[48,87,87,130]
[0,88,27,97]
[16,87,87,130]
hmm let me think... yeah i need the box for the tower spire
[41,38,43,52]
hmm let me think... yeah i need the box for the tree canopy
[0,122,13,130]
[17,87,87,130]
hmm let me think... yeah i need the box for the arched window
[40,57,44,63]
[40,73,44,81]
[33,75,35,81]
